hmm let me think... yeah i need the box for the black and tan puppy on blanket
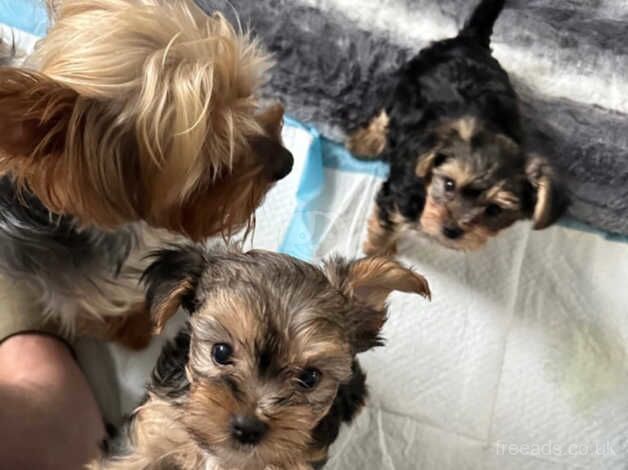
[347,0,569,254]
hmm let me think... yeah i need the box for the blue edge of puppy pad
[2,0,625,263]
[0,0,48,37]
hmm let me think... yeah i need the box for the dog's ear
[416,151,440,179]
[0,69,77,170]
[142,245,207,334]
[415,133,446,179]
[0,68,142,228]
[324,256,430,353]
[346,111,390,158]
[526,155,569,230]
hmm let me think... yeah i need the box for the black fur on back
[0,176,134,286]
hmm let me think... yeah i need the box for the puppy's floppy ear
[0,69,77,167]
[526,155,569,230]
[415,133,445,179]
[324,256,430,353]
[141,245,207,334]
[416,151,441,179]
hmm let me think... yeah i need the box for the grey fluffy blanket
[200,0,628,236]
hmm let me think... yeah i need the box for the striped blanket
[203,0,628,237]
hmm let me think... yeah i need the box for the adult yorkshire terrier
[0,0,293,344]
[92,245,430,470]
[347,0,568,255]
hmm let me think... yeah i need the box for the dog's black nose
[230,415,268,445]
[270,146,294,181]
[252,136,294,182]
[442,226,464,240]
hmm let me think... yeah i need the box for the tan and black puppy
[0,0,293,345]
[93,245,430,470]
[348,0,568,254]
[0,0,293,238]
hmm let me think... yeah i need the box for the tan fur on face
[346,111,389,158]
[436,156,520,211]
[185,380,321,469]
[0,0,281,238]
[433,159,475,188]
[398,115,563,251]
[90,394,316,470]
[415,150,437,179]
[167,284,354,467]
[419,152,523,250]
[188,290,352,397]
[420,190,498,251]
[445,116,479,142]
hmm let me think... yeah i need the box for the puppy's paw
[363,208,398,256]
[362,236,397,257]
[346,111,389,159]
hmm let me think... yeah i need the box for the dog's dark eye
[485,204,502,217]
[443,177,456,192]
[212,343,233,365]
[297,368,321,390]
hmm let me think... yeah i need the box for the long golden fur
[0,0,290,240]
[0,0,292,341]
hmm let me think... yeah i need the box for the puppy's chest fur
[0,176,181,331]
